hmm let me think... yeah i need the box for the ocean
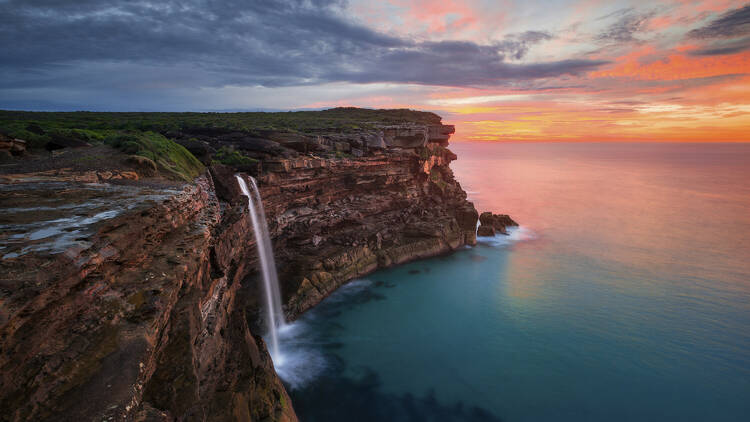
[278,142,750,421]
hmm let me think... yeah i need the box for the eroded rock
[479,212,518,235]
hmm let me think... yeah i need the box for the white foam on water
[274,278,374,389]
[274,318,328,389]
[476,225,536,247]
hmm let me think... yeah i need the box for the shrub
[213,146,258,168]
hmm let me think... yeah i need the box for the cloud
[689,37,750,56]
[496,31,554,60]
[0,0,604,101]
[596,8,656,44]
[688,4,750,39]
[686,5,750,56]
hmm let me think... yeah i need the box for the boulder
[209,164,245,204]
[477,225,495,237]
[479,212,518,235]
[0,133,27,156]
[126,155,158,177]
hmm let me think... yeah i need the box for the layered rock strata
[251,142,476,318]
[0,113,477,420]
[0,177,296,421]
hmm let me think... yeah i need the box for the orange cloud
[592,49,750,81]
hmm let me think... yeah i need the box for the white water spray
[236,174,285,362]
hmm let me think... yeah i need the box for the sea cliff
[0,108,479,420]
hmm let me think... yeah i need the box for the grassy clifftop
[0,107,443,145]
[0,107,444,181]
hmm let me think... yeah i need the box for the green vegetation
[0,107,442,138]
[212,146,258,168]
[109,132,204,181]
[0,107,443,179]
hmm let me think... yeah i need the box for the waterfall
[235,174,285,362]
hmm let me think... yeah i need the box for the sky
[1,0,749,142]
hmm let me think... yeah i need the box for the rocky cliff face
[206,120,477,319]
[256,142,476,318]
[0,177,296,421]
[0,111,477,420]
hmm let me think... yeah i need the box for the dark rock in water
[479,212,518,228]
[479,212,518,235]
[408,269,421,275]
[470,254,488,262]
[477,225,496,237]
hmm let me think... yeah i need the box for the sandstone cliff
[0,109,478,420]
[0,177,297,421]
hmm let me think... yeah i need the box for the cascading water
[236,174,285,362]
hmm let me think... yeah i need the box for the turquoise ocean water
[278,142,750,421]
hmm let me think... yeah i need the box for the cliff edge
[0,108,478,420]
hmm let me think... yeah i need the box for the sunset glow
[1,0,749,141]
[339,0,750,142]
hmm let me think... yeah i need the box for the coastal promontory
[0,108,480,421]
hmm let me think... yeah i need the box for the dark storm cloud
[687,5,750,56]
[689,37,750,56]
[596,8,656,43]
[0,0,605,95]
[688,4,750,39]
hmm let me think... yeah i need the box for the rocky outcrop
[0,133,26,160]
[477,212,518,236]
